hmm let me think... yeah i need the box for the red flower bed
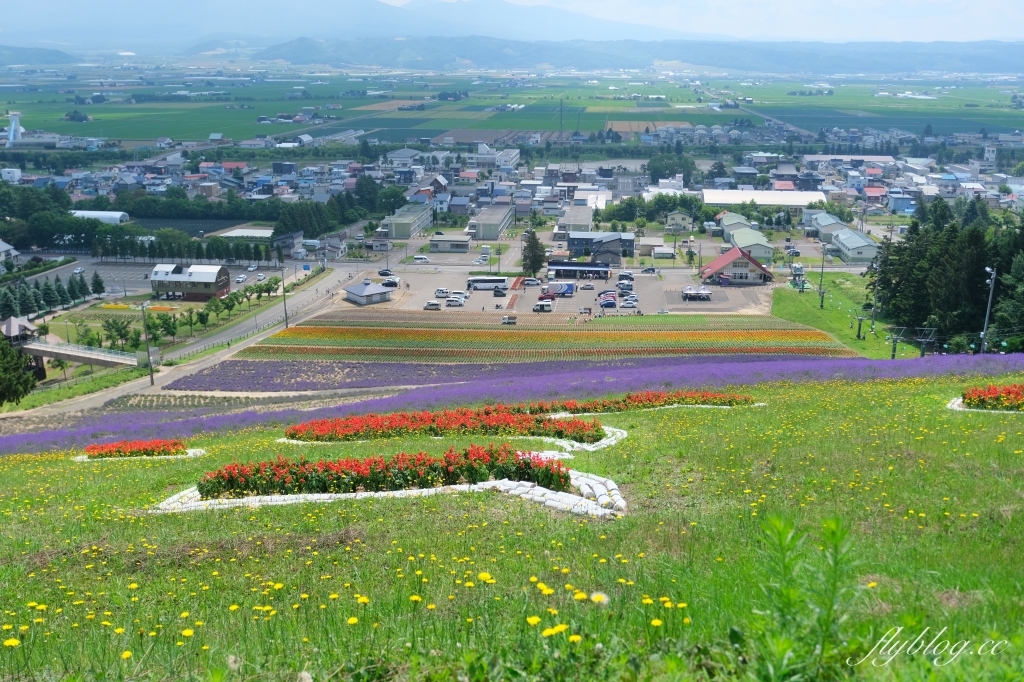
[962,384,1024,411]
[84,439,187,459]
[196,444,570,499]
[285,407,604,443]
[498,389,755,414]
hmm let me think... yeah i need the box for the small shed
[344,278,393,306]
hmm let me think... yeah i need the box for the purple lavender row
[3,354,1022,456]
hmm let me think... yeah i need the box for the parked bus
[466,276,509,291]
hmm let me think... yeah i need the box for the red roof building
[773,180,795,191]
[863,187,887,202]
[221,162,248,171]
[698,246,773,285]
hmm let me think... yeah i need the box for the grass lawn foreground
[0,373,1022,678]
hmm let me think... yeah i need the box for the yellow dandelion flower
[347,617,358,625]
[683,617,691,624]
[477,572,492,582]
[427,604,436,610]
[573,592,588,601]
[121,651,132,660]
[867,582,878,588]
[464,582,475,588]
[181,629,194,638]
[229,605,240,611]
[569,634,582,643]
[590,592,609,605]
[541,627,556,637]
[329,594,339,600]
[651,619,663,627]
[179,612,189,619]
[3,639,19,648]
[526,616,541,626]
[114,628,125,634]
[409,595,422,602]
[128,584,138,590]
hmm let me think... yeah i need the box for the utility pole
[980,266,997,353]
[282,278,289,329]
[559,98,563,140]
[140,301,154,386]
[818,242,826,309]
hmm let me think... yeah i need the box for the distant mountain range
[0,45,74,65]
[2,0,719,52]
[255,37,1024,74]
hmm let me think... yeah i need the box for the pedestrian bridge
[19,340,140,368]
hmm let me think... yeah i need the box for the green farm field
[2,374,1023,678]
[726,79,1024,134]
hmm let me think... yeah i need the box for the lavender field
[3,354,1022,456]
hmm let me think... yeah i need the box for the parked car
[618,273,634,281]
[257,273,266,281]
[522,278,541,286]
[413,255,430,263]
[382,278,400,288]
[247,264,258,272]
[72,267,85,275]
[450,290,470,300]
[532,301,552,313]
[424,300,441,310]
[235,274,247,283]
[378,269,393,277]
[620,300,638,309]
[787,249,801,257]
[493,289,506,297]
[434,288,450,298]
[597,289,617,297]
[445,297,465,307]
[641,267,657,274]
[599,299,617,309]
[580,283,595,290]
[435,231,445,236]
[538,292,557,301]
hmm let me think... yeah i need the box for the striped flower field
[241,314,855,362]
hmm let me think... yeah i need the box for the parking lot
[24,258,287,298]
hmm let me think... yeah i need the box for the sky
[383,0,1024,42]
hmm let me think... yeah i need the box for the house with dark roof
[344,278,393,306]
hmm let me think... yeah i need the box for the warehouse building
[466,204,513,241]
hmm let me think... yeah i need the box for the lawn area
[1,373,1022,678]
[772,272,901,359]
[0,367,150,413]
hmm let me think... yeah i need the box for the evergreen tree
[41,278,59,310]
[32,289,45,313]
[0,336,36,407]
[54,276,71,308]
[995,253,1024,330]
[66,275,80,302]
[0,287,18,319]
[91,271,106,296]
[17,284,35,315]
[76,273,89,297]
[522,231,546,277]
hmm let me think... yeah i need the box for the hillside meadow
[1,371,1022,680]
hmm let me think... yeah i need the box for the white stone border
[947,397,1023,414]
[546,402,766,419]
[276,426,629,453]
[151,453,625,518]
[73,448,207,463]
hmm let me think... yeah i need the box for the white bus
[466,276,509,291]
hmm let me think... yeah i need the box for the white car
[522,278,541,286]
[434,288,450,298]
[235,274,247,283]
[445,297,465,307]
[72,267,85,275]
[620,300,638,309]
[257,273,266,281]
[413,255,431,263]
[449,290,470,299]
[247,264,258,272]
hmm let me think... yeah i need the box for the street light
[140,301,154,386]
[120,277,128,298]
[980,266,997,354]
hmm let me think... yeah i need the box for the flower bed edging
[946,397,1024,414]
[509,426,628,453]
[152,457,625,518]
[73,448,207,463]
